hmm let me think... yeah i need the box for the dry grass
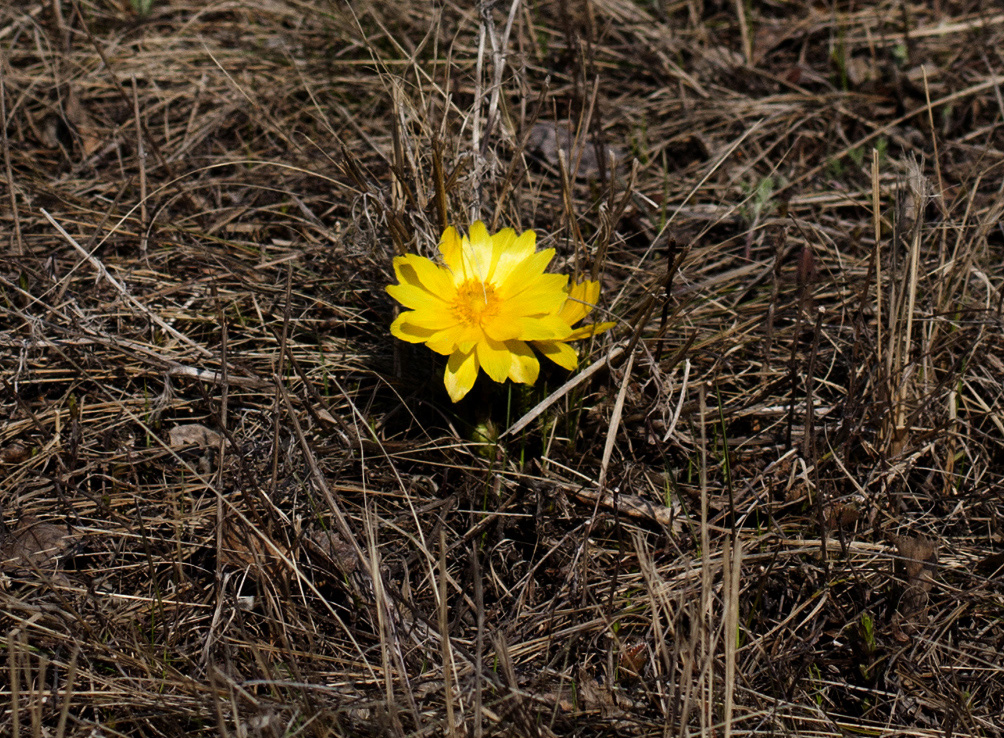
[2,0,1004,736]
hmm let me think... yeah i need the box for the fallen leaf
[1,442,31,465]
[220,517,287,579]
[889,534,937,640]
[303,529,359,575]
[618,642,647,682]
[845,56,878,87]
[824,501,860,530]
[169,423,228,449]
[63,87,102,158]
[526,122,625,180]
[975,552,1004,578]
[697,45,745,76]
[550,671,636,716]
[0,516,76,575]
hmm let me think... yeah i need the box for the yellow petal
[490,227,516,248]
[496,272,569,315]
[485,313,571,343]
[439,226,464,278]
[491,228,536,284]
[394,254,456,295]
[396,308,460,332]
[426,322,484,355]
[564,320,617,341]
[506,341,539,384]
[476,338,512,383]
[523,314,574,340]
[495,248,557,299]
[390,313,437,344]
[536,340,579,370]
[479,227,512,283]
[559,280,601,325]
[445,349,479,402]
[570,279,600,302]
[469,220,490,246]
[480,317,521,343]
[464,221,495,281]
[387,282,448,312]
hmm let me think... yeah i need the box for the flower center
[453,279,500,326]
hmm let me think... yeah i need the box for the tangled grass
[2,1,1004,736]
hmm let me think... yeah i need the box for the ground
[1,1,1004,736]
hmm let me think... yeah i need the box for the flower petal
[498,270,568,311]
[390,312,438,344]
[506,341,539,384]
[396,308,461,332]
[445,349,479,402]
[484,313,572,343]
[520,314,574,340]
[490,228,533,284]
[536,340,579,370]
[464,221,495,282]
[387,282,448,311]
[394,254,456,295]
[565,320,617,341]
[426,322,484,355]
[479,318,521,343]
[495,248,557,300]
[476,337,512,383]
[439,226,464,278]
[559,280,601,325]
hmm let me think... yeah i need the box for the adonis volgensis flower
[387,222,614,402]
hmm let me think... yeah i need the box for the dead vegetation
[2,0,1004,736]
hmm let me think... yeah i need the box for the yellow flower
[534,279,617,370]
[387,222,573,402]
